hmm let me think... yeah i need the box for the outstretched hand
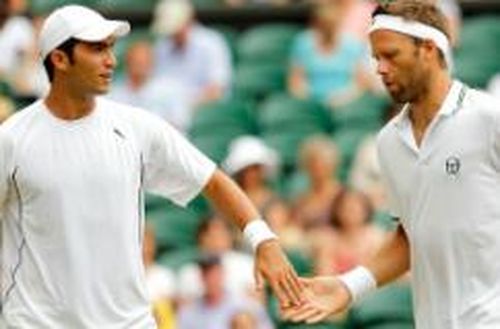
[254,239,304,308]
[280,276,352,324]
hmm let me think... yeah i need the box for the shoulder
[1,101,43,137]
[376,114,400,149]
[193,25,228,49]
[460,85,500,125]
[97,97,166,126]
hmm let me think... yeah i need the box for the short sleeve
[142,116,216,207]
[490,98,500,170]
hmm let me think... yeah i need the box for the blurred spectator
[0,93,14,122]
[0,0,46,97]
[349,134,386,210]
[293,135,343,229]
[110,40,191,131]
[151,0,232,107]
[177,254,272,329]
[341,0,379,41]
[230,311,258,329]
[223,136,303,249]
[7,0,28,15]
[288,0,375,107]
[143,224,177,329]
[177,215,255,301]
[488,74,500,99]
[313,189,385,275]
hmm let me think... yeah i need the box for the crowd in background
[1,0,499,328]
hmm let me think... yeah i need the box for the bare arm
[202,169,303,306]
[366,223,410,287]
[202,169,259,230]
[288,65,309,99]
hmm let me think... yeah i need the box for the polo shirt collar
[393,80,464,130]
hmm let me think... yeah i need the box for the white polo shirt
[377,81,500,329]
[0,98,216,328]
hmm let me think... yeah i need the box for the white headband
[369,14,453,69]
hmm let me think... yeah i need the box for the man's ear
[421,39,440,63]
[50,49,72,72]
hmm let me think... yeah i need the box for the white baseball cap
[39,5,130,60]
[223,136,279,177]
[152,0,193,36]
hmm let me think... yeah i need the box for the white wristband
[338,266,377,303]
[243,219,278,252]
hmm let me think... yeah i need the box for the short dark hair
[372,0,450,67]
[43,38,79,82]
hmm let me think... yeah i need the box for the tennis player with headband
[282,1,500,328]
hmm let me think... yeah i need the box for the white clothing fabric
[154,25,232,100]
[0,97,216,328]
[488,74,500,99]
[177,251,254,300]
[145,264,176,302]
[377,80,500,329]
[110,76,192,132]
[0,16,35,79]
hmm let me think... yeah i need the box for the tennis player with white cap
[282,1,500,328]
[0,5,303,328]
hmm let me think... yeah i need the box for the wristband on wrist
[338,266,377,303]
[243,219,278,252]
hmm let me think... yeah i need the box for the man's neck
[409,70,452,133]
[45,83,95,121]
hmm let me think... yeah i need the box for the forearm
[202,169,260,230]
[365,223,410,287]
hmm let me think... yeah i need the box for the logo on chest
[445,156,461,177]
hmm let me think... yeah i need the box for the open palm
[280,276,352,324]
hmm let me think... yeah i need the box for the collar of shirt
[390,80,466,156]
[393,80,464,130]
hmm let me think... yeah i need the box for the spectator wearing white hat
[151,0,232,107]
[224,136,303,250]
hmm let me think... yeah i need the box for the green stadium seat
[331,92,389,131]
[258,94,333,169]
[365,323,415,329]
[188,98,258,163]
[30,0,91,14]
[191,0,223,9]
[190,133,236,164]
[237,24,301,64]
[189,98,258,138]
[259,94,333,134]
[234,63,287,101]
[95,0,158,14]
[157,247,200,272]
[332,128,369,182]
[454,16,500,88]
[347,283,414,328]
[146,200,205,253]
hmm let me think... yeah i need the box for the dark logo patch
[445,156,461,176]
